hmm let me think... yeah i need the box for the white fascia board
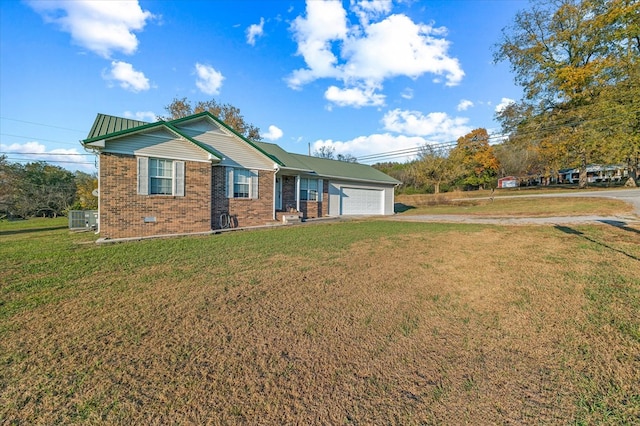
[278,166,315,174]
[85,139,105,148]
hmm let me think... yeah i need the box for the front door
[275,177,282,210]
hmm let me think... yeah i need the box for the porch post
[295,175,300,212]
[273,170,277,220]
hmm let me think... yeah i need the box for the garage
[340,187,383,215]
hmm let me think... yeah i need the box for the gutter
[277,166,315,174]
[313,173,400,185]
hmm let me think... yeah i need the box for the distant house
[497,176,518,188]
[559,164,627,184]
[82,112,400,240]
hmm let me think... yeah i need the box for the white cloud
[0,141,94,171]
[324,85,385,108]
[287,1,464,108]
[302,109,472,163]
[341,14,464,85]
[309,107,472,163]
[123,110,156,122]
[104,61,150,92]
[26,0,154,58]
[400,88,414,100]
[312,133,427,163]
[495,97,515,113]
[288,0,348,88]
[457,99,474,111]
[351,0,393,25]
[195,63,224,95]
[262,125,283,141]
[382,108,471,141]
[246,17,265,46]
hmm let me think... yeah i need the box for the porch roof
[254,142,400,185]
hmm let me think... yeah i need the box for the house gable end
[169,112,281,167]
[82,114,221,161]
[171,114,277,171]
[101,128,213,163]
[172,117,226,136]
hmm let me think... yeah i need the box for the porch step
[281,214,302,224]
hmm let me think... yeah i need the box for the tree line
[374,128,501,194]
[0,155,97,219]
[493,0,639,189]
[379,0,639,193]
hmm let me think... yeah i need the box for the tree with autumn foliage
[0,161,77,218]
[72,171,98,210]
[494,0,639,187]
[450,129,500,190]
[411,144,463,194]
[161,97,261,141]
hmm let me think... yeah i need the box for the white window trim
[226,167,259,199]
[299,177,323,202]
[137,156,185,196]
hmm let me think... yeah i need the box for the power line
[0,133,82,147]
[357,109,636,162]
[0,116,86,133]
[355,131,511,163]
[0,151,94,156]
[4,157,95,165]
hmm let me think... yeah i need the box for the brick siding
[211,167,275,229]
[99,154,331,238]
[281,175,297,213]
[99,153,212,239]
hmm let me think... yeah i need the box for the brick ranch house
[82,112,400,240]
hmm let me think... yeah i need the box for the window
[149,158,173,194]
[300,178,322,201]
[234,169,250,198]
[226,167,258,199]
[137,157,184,196]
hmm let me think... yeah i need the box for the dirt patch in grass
[2,222,639,424]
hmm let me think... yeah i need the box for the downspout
[96,155,100,233]
[83,143,101,234]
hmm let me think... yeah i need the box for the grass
[395,191,635,216]
[1,216,639,424]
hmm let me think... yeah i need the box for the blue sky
[1,0,527,173]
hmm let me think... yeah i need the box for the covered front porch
[273,173,327,220]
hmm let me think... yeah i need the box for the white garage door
[340,187,383,215]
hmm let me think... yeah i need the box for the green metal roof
[255,141,400,185]
[83,112,399,185]
[85,113,151,140]
[82,113,222,160]
[251,142,314,171]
